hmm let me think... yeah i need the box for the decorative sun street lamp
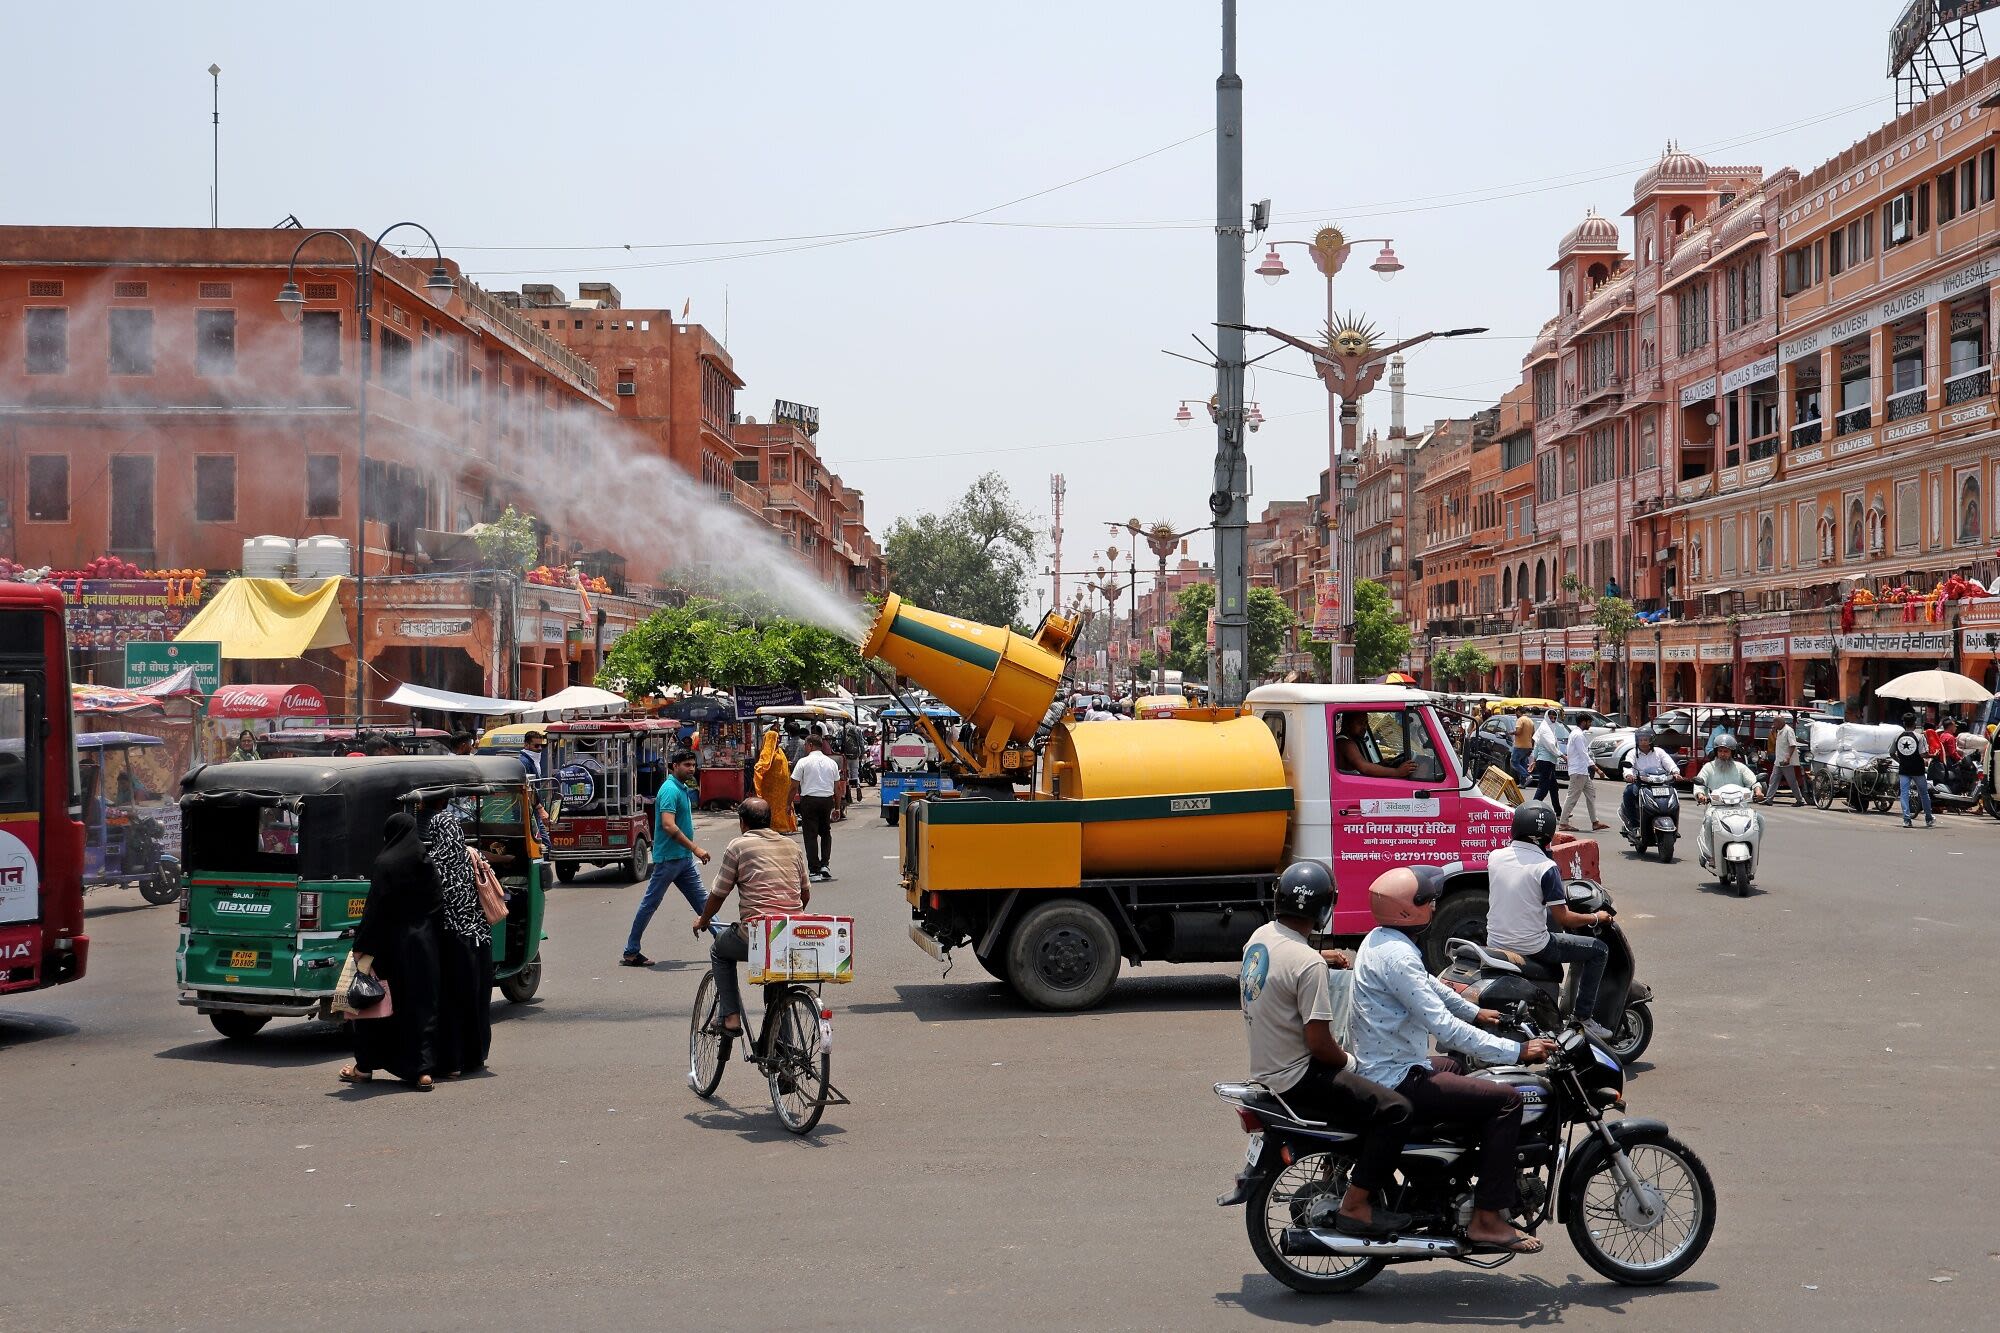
[276,222,454,718]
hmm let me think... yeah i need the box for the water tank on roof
[295,535,352,581]
[242,536,297,579]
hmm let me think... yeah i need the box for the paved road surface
[4,784,1998,1330]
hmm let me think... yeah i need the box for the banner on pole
[1310,569,1342,642]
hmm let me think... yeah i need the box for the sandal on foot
[338,1065,372,1084]
[619,952,651,967]
[1469,1232,1543,1255]
[402,1075,434,1091]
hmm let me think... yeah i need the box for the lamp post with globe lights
[275,223,454,718]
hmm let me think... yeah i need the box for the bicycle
[688,950,847,1134]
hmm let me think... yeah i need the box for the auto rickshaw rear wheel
[499,952,543,1004]
[209,1011,269,1041]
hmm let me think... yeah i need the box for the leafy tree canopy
[883,472,1037,626]
[600,595,860,698]
[1166,582,1294,680]
[1352,578,1414,680]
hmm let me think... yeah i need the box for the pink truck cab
[1245,684,1599,960]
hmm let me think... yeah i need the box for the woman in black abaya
[340,813,442,1089]
[426,797,495,1078]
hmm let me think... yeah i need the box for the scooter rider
[1621,727,1681,832]
[1351,866,1556,1255]
[1694,734,1763,867]
[1484,804,1615,1043]
[1239,862,1414,1239]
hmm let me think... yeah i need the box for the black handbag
[348,969,388,1010]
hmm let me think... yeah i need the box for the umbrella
[1379,671,1418,685]
[1876,669,1993,705]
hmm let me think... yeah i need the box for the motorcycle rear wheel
[1246,1153,1384,1294]
[1566,1133,1716,1285]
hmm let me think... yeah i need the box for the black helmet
[1274,861,1336,933]
[1512,802,1559,850]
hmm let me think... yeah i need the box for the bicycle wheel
[687,972,727,1098]
[767,987,832,1134]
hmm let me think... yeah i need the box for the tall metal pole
[208,64,220,227]
[354,268,371,720]
[1210,0,1250,706]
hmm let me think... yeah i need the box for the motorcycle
[1215,1023,1716,1294]
[1437,882,1653,1062]
[1620,768,1680,863]
[1697,783,1762,896]
[1926,754,1987,815]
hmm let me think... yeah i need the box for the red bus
[1,582,88,994]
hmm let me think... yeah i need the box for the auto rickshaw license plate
[230,949,258,968]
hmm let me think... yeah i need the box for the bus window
[0,680,36,811]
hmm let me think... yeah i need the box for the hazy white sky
[4,1,1929,598]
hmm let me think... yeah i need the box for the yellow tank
[862,593,1075,770]
[1038,715,1288,877]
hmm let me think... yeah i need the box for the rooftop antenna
[208,64,221,227]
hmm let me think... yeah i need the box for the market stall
[667,692,746,808]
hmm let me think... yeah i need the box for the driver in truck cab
[1239,862,1413,1240]
[1334,710,1417,780]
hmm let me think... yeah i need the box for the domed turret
[1634,139,1710,202]
[1554,208,1623,265]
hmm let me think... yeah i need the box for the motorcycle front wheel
[1606,1002,1653,1063]
[1656,833,1675,865]
[1567,1133,1716,1285]
[1246,1153,1384,1294]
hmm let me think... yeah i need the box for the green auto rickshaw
[175,756,548,1040]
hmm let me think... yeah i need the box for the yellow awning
[175,577,349,659]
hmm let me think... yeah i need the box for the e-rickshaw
[875,702,960,825]
[478,718,679,880]
[77,731,181,905]
[175,756,547,1039]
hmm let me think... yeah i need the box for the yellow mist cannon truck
[865,594,1527,1011]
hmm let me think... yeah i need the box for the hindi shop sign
[64,579,205,651]
[731,684,806,720]
[1838,629,1952,657]
[125,641,221,695]
[394,617,474,641]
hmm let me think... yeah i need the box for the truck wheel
[1006,899,1121,1011]
[1424,889,1490,973]
[556,861,579,883]
[208,1011,269,1041]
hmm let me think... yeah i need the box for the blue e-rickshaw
[876,703,960,826]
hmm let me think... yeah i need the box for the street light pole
[276,223,454,720]
[1209,0,1251,708]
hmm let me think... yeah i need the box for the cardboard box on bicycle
[748,913,854,984]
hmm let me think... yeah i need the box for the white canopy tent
[517,685,629,718]
[383,682,533,715]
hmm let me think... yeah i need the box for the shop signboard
[1628,642,1659,664]
[64,579,205,652]
[1699,642,1733,662]
[1662,644,1698,662]
[1789,634,1833,656]
[731,684,805,720]
[1741,637,1787,661]
[124,641,221,694]
[1838,629,1952,657]
[1780,254,2000,363]
[394,617,474,640]
[1961,625,2000,656]
[1521,637,1544,664]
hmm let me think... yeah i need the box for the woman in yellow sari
[754,728,797,834]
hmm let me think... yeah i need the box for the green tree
[1352,578,1414,679]
[474,505,538,571]
[1431,644,1495,689]
[1166,582,1294,680]
[601,596,860,698]
[883,472,1037,625]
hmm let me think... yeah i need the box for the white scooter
[1696,782,1763,896]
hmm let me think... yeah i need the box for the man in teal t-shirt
[622,751,711,966]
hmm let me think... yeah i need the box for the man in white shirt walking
[791,736,843,882]
[1558,720,1608,831]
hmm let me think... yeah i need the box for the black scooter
[1436,880,1653,1063]
[1621,768,1680,863]
[1926,755,1990,815]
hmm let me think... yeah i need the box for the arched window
[1669,206,1693,236]
[1847,497,1865,557]
[1689,535,1704,580]
[1756,515,1774,570]
[1516,562,1529,602]
[1503,568,1513,604]
[1867,497,1887,553]
[1587,262,1609,290]
[1535,560,1548,601]
[1818,507,1837,561]
[1960,473,1983,544]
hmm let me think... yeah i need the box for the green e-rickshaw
[175,756,548,1040]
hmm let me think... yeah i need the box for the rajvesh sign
[1780,255,2000,364]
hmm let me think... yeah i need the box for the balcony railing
[1790,418,1822,447]
[1885,387,1927,422]
[1834,405,1871,436]
[1945,365,1991,405]
[1747,434,1780,462]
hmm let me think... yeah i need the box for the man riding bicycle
[692,796,810,1036]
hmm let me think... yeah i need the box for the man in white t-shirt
[1239,863,1412,1239]
[1485,804,1614,1041]
[791,736,843,882]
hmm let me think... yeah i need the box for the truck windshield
[1335,709,1447,784]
